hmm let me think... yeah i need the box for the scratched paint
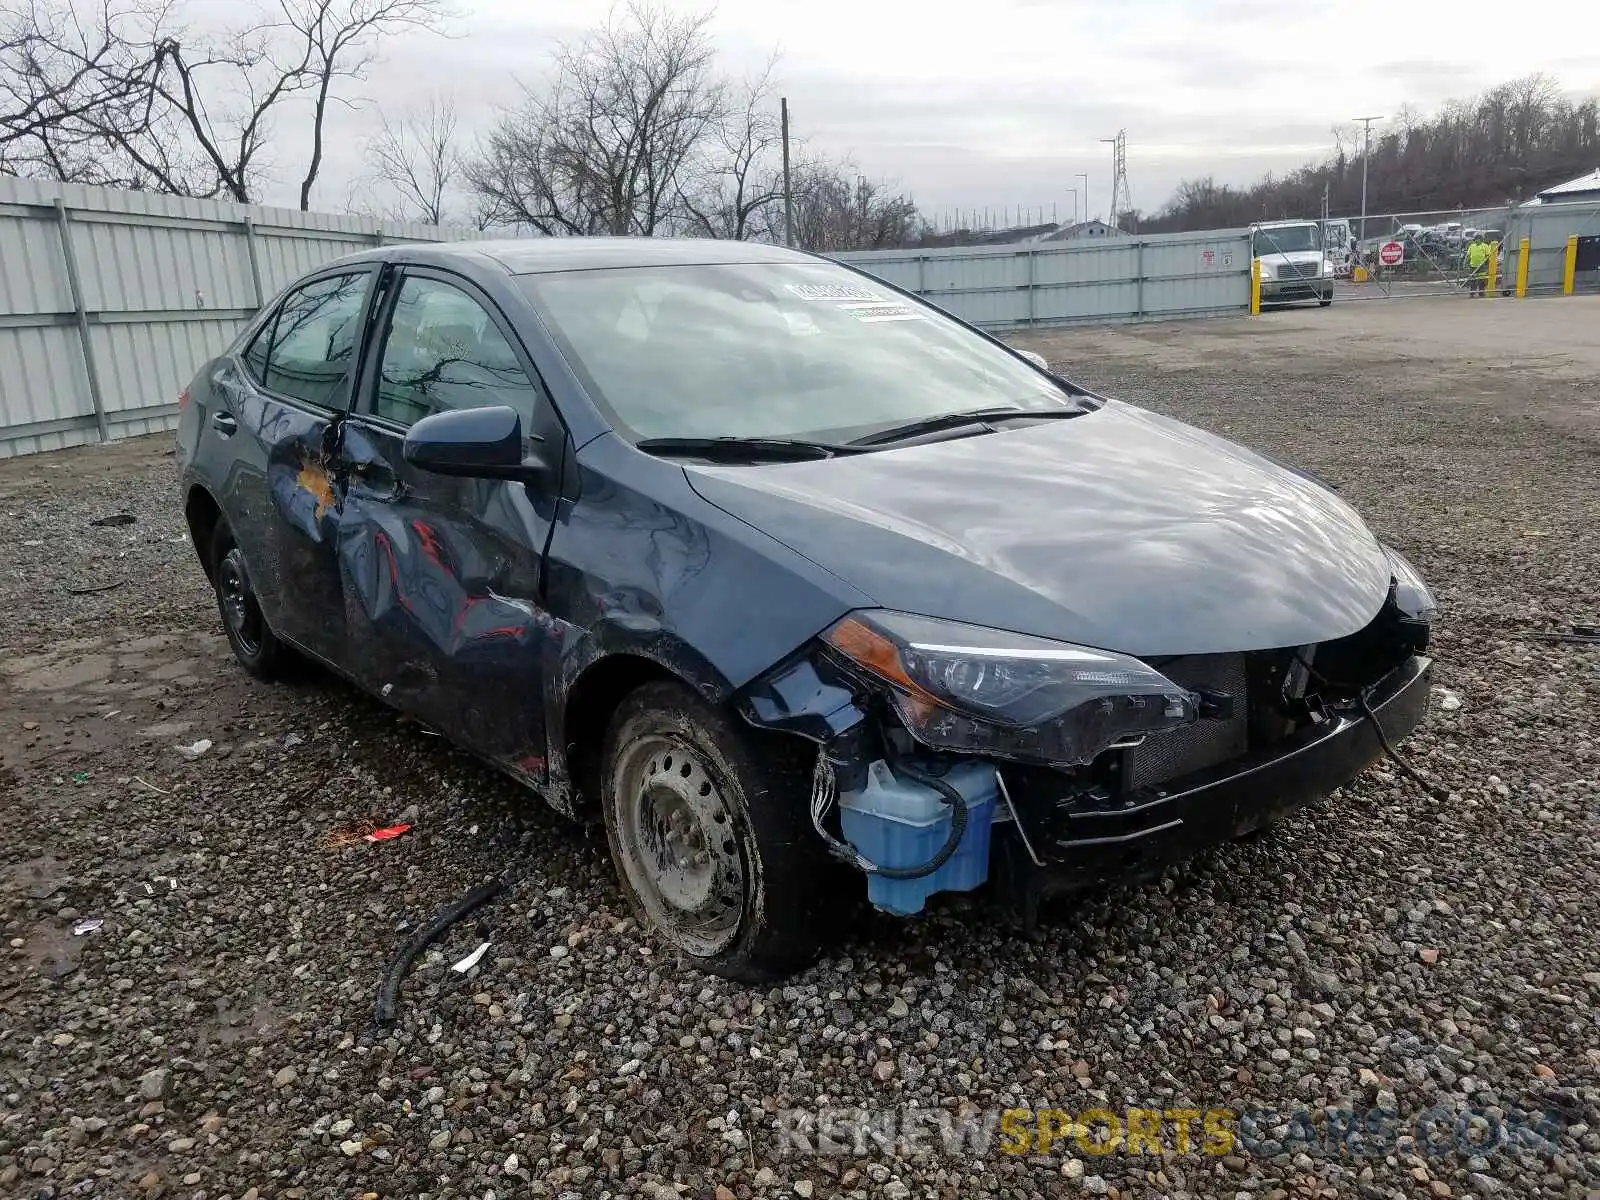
[267,450,339,544]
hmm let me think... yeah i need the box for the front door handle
[211,411,238,437]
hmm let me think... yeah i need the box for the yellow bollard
[1250,258,1261,315]
[1563,235,1579,295]
[1353,265,1368,283]
[1486,242,1499,297]
[1515,236,1530,298]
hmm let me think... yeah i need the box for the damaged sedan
[176,238,1435,981]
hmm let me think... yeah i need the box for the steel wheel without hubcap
[611,733,745,958]
[218,547,264,657]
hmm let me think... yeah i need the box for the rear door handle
[211,411,238,437]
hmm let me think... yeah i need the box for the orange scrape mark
[296,459,337,519]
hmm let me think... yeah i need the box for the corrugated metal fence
[834,227,1253,330]
[0,177,468,458]
[1501,200,1600,296]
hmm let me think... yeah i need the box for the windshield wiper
[634,435,859,462]
[847,405,1085,448]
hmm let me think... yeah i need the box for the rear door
[213,268,378,667]
[332,266,571,781]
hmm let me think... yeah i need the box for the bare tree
[0,0,171,184]
[1,0,453,206]
[285,0,452,210]
[466,1,725,235]
[676,58,783,239]
[786,157,923,251]
[1145,73,1600,232]
[361,93,459,223]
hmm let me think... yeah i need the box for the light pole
[1352,115,1383,246]
[1099,138,1118,229]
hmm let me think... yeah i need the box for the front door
[332,267,570,782]
[220,268,377,667]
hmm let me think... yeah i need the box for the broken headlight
[1383,544,1437,623]
[820,610,1198,767]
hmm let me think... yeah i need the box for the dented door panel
[209,267,379,667]
[335,418,566,780]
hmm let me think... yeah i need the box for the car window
[520,262,1073,443]
[371,275,542,429]
[247,272,371,408]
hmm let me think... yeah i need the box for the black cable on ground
[1295,650,1450,803]
[374,878,505,1028]
[1358,689,1449,802]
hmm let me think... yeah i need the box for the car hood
[1259,249,1326,265]
[684,401,1392,657]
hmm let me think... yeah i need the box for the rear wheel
[600,681,837,982]
[210,525,289,680]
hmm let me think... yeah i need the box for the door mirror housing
[403,406,551,482]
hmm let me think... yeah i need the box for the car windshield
[1254,225,1321,255]
[519,262,1076,443]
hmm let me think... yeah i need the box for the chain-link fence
[1333,199,1600,301]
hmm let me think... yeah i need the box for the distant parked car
[176,237,1435,980]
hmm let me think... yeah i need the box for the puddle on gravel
[17,918,85,979]
[1,854,72,900]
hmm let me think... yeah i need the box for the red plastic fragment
[365,824,412,842]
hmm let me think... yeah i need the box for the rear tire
[600,680,839,982]
[210,525,289,681]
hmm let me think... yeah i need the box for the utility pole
[1352,114,1383,246]
[780,97,794,248]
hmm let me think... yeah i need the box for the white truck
[1322,218,1355,275]
[1251,220,1335,306]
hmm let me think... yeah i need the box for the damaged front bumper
[740,636,1433,919]
[991,653,1431,916]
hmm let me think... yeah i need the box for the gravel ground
[2,298,1598,1200]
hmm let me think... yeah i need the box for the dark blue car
[176,237,1434,981]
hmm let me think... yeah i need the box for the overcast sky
[251,0,1600,222]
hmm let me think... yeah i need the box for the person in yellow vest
[1466,235,1491,297]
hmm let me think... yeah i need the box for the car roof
[330,236,819,276]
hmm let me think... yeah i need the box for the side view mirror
[1017,349,1049,371]
[403,405,551,482]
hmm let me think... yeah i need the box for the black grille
[1124,653,1249,789]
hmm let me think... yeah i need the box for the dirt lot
[3,296,1598,1199]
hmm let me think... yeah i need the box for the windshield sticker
[839,301,925,323]
[785,283,886,303]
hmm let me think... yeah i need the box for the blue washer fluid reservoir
[837,758,999,915]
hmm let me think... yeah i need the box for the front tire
[210,525,289,680]
[600,681,836,982]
